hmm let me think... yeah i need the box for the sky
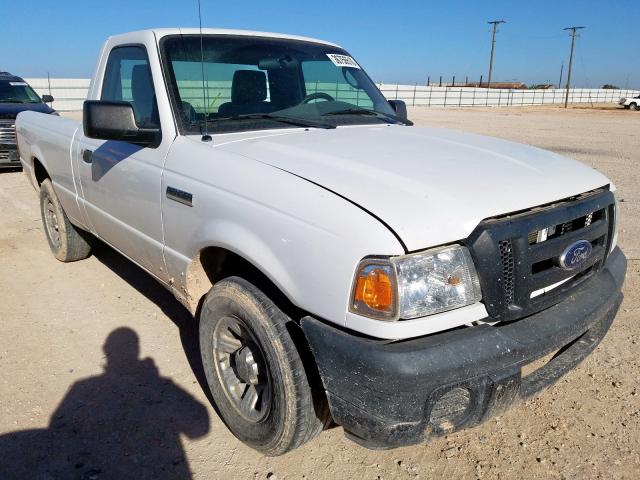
[1,0,638,88]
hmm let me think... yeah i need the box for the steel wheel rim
[212,315,272,423]
[44,200,61,248]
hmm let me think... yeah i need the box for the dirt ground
[1,105,638,479]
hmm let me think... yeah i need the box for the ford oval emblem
[559,240,593,270]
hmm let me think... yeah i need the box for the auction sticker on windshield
[326,54,360,69]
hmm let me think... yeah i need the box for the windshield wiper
[322,108,411,125]
[322,108,378,117]
[215,113,336,130]
[0,99,27,104]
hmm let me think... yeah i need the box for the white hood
[215,125,610,251]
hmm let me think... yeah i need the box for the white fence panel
[25,78,90,112]
[378,83,639,108]
[23,77,639,112]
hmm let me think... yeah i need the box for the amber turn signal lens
[354,267,394,312]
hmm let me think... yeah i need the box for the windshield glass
[161,35,400,134]
[0,80,42,104]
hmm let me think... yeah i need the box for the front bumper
[301,247,626,449]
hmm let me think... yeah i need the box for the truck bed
[16,111,85,226]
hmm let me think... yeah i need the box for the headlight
[350,245,482,321]
[394,245,482,318]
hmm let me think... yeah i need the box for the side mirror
[388,100,408,122]
[83,101,160,147]
[42,94,54,103]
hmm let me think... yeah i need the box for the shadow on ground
[91,241,212,398]
[0,242,214,480]
[0,328,210,480]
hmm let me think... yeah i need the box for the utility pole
[487,20,506,88]
[563,26,584,108]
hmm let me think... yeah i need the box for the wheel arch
[32,157,50,187]
[184,245,304,322]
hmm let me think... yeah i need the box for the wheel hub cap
[233,346,260,385]
[212,316,272,422]
[44,201,61,247]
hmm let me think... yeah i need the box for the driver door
[75,44,170,282]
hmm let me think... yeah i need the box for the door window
[101,46,160,128]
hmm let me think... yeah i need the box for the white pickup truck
[619,93,640,110]
[16,28,626,455]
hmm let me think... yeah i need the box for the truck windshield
[161,35,402,134]
[0,80,42,104]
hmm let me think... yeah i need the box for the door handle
[81,149,93,163]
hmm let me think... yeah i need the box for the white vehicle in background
[619,93,640,110]
[15,28,627,456]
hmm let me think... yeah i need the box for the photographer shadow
[0,328,210,480]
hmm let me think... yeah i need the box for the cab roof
[0,72,24,82]
[107,28,341,48]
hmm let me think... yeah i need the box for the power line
[487,20,506,88]
[563,26,584,108]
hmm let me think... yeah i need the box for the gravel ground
[0,105,638,479]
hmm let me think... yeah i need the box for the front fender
[188,219,298,308]
[161,136,404,326]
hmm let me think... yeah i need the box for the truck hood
[0,102,54,119]
[215,125,610,251]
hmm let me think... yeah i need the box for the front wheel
[39,179,92,262]
[199,277,328,455]
[630,103,639,111]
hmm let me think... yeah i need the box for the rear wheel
[39,179,92,262]
[199,277,328,455]
[630,103,639,111]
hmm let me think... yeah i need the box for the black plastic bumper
[301,247,627,449]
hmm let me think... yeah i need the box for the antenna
[47,72,53,105]
[198,0,212,141]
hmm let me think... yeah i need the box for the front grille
[499,240,516,305]
[527,208,604,245]
[467,188,615,322]
[0,120,17,145]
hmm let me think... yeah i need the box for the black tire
[199,277,328,456]
[630,103,639,111]
[39,179,92,262]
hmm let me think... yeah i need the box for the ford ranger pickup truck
[15,29,626,456]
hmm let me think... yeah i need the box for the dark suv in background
[0,72,57,169]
